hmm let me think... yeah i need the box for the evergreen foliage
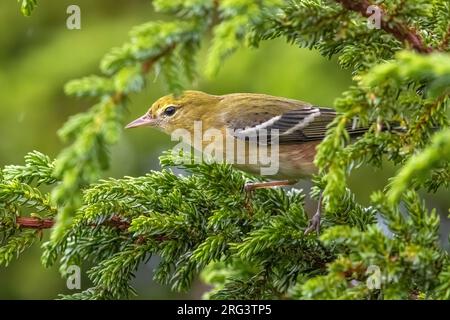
[17,0,37,16]
[6,0,450,299]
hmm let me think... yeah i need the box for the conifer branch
[16,217,54,229]
[142,43,177,73]
[4,0,450,300]
[335,0,433,53]
[15,215,131,230]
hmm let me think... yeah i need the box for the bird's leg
[244,180,297,211]
[244,180,298,192]
[304,192,323,235]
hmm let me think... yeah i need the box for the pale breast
[188,130,319,180]
[231,141,319,180]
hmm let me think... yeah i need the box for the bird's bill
[125,114,155,129]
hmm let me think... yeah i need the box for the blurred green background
[0,0,447,299]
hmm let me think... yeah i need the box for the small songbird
[126,91,367,233]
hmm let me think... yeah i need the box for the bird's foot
[243,180,297,215]
[304,191,323,235]
[243,183,255,214]
[304,210,321,235]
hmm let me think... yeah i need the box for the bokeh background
[0,0,448,299]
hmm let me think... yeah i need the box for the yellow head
[125,90,221,134]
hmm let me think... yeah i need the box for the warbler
[126,91,367,233]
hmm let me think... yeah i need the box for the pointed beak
[125,114,155,129]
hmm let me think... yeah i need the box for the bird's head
[125,90,221,134]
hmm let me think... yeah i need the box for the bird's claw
[304,212,321,235]
[243,183,254,214]
[243,183,254,193]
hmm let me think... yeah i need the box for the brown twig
[16,217,55,229]
[110,43,178,106]
[210,0,222,30]
[141,43,177,74]
[102,215,130,230]
[15,215,168,244]
[335,0,433,54]
[15,215,130,230]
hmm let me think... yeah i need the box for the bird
[125,90,368,234]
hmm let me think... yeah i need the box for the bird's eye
[163,105,177,117]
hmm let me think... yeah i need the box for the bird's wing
[225,102,367,144]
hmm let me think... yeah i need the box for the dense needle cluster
[1,0,449,299]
